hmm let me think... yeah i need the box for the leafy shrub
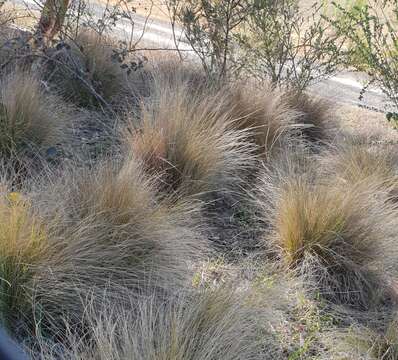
[168,0,249,79]
[172,0,346,88]
[328,0,398,113]
[238,0,346,90]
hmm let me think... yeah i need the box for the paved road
[12,0,394,113]
[12,0,189,48]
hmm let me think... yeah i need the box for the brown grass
[0,17,397,359]
[54,30,127,107]
[0,178,47,332]
[127,58,332,159]
[146,55,209,95]
[29,156,207,331]
[259,153,398,309]
[209,82,299,156]
[31,287,267,360]
[124,55,209,115]
[123,80,255,199]
[320,317,398,360]
[322,140,398,194]
[0,71,69,156]
[193,82,331,158]
[285,90,336,143]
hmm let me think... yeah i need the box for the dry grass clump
[214,82,299,156]
[188,82,332,157]
[123,82,255,198]
[31,157,207,328]
[0,183,47,331]
[285,90,335,143]
[320,317,398,360]
[31,263,352,360]
[128,58,307,159]
[54,30,127,107]
[146,55,210,96]
[259,158,398,309]
[127,59,326,164]
[0,27,31,71]
[0,71,68,157]
[128,52,212,99]
[322,140,398,192]
[32,287,265,360]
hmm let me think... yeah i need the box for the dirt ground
[1,3,39,29]
[131,0,362,23]
[135,0,169,20]
[94,0,170,22]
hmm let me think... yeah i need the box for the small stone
[46,147,57,160]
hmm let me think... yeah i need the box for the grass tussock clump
[33,288,264,360]
[144,55,209,97]
[0,36,397,358]
[0,185,47,330]
[285,90,335,143]
[323,141,398,192]
[32,157,207,327]
[129,52,212,97]
[55,30,127,107]
[130,60,309,158]
[219,83,299,156]
[260,163,398,309]
[320,317,398,360]
[207,83,334,157]
[0,71,69,157]
[124,83,255,198]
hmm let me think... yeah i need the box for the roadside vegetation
[0,0,397,359]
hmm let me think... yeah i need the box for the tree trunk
[35,0,70,47]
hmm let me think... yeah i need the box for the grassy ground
[1,8,398,359]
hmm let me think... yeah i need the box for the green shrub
[168,0,249,79]
[236,0,346,90]
[328,0,398,113]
